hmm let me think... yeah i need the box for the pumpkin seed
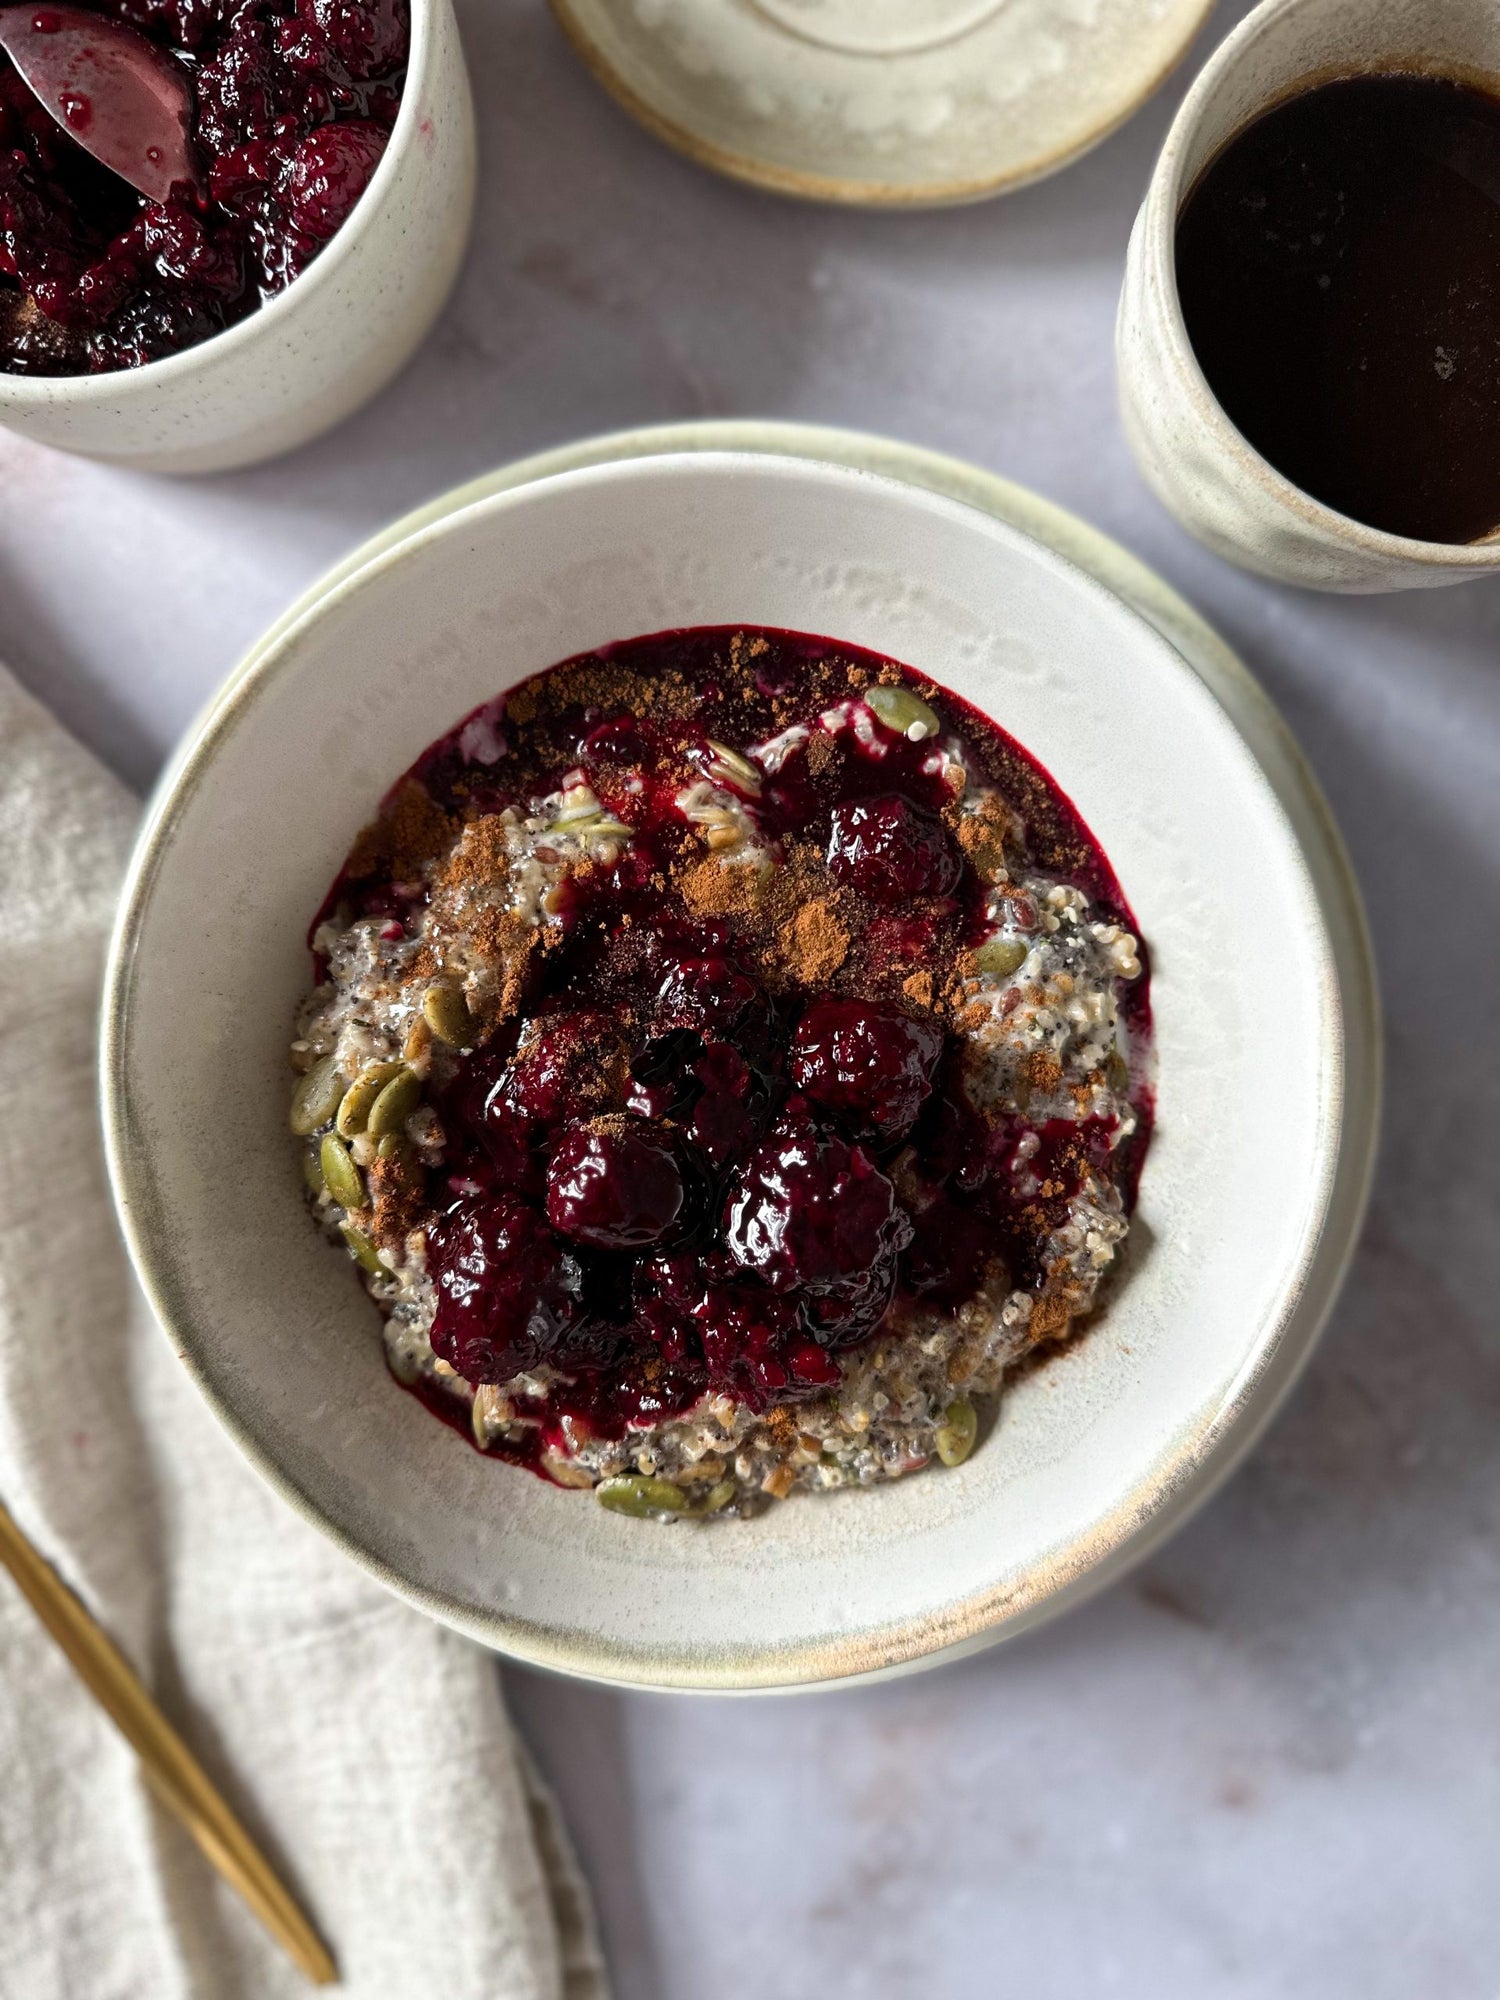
[706,740,763,792]
[866,683,939,741]
[421,982,473,1047]
[339,1223,385,1276]
[551,787,602,824]
[336,1061,405,1137]
[319,1133,365,1211]
[366,1067,420,1139]
[695,1478,737,1516]
[934,1397,978,1468]
[595,1475,686,1519]
[549,809,635,842]
[289,1056,344,1135]
[376,1131,412,1166]
[972,936,1029,979]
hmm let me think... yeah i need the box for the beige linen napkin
[0,666,608,2000]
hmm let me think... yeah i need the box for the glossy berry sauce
[314,626,1153,1479]
[0,0,406,373]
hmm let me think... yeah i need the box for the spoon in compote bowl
[0,3,200,201]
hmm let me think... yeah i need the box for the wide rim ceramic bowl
[105,450,1373,1690]
[0,0,476,474]
[1117,0,1500,591]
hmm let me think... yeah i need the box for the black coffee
[1175,72,1500,545]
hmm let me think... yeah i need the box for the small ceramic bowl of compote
[0,0,474,471]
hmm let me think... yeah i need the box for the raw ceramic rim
[1142,0,1500,567]
[0,0,440,409]
[102,427,1380,1691]
[547,0,1215,208]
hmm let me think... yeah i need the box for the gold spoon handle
[0,1498,336,1987]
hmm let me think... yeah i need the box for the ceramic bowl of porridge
[103,448,1374,1687]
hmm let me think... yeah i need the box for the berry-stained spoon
[0,4,200,203]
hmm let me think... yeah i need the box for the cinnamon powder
[346,779,454,884]
[777,899,849,985]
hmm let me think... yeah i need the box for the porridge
[289,627,1153,1520]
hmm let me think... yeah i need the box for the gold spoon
[0,1497,337,1986]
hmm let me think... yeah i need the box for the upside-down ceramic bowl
[103,449,1376,1689]
[0,0,475,474]
[548,0,1214,207]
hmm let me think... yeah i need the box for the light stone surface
[3,2,1496,1993]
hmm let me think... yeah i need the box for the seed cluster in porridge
[289,627,1153,1520]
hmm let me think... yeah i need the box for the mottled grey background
[4,2,1496,1992]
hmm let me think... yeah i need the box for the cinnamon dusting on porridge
[288,626,1153,1521]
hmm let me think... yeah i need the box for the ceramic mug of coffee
[1117,0,1500,592]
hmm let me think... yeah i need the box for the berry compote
[0,0,407,373]
[290,627,1153,1518]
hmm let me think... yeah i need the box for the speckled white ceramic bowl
[104,447,1377,1689]
[0,0,475,473]
[1118,0,1500,591]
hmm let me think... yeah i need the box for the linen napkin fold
[0,666,608,2000]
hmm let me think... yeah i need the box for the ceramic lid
[549,0,1214,205]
